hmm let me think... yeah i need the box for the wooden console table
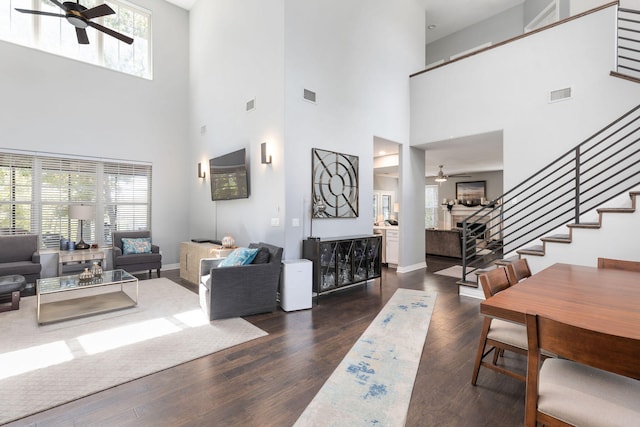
[179,242,235,284]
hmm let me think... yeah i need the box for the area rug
[294,288,436,426]
[0,278,267,425]
[434,265,465,278]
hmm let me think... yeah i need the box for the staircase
[456,103,640,297]
[448,3,640,296]
[516,190,640,271]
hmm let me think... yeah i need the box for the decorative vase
[79,268,93,282]
[221,233,235,248]
[91,261,103,278]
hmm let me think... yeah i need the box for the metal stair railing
[459,103,640,283]
[616,7,640,80]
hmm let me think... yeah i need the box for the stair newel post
[461,218,468,281]
[575,146,581,224]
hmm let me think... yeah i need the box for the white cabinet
[386,228,399,265]
[373,226,399,266]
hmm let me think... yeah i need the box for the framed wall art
[311,148,359,218]
[456,181,486,206]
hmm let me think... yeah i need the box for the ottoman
[0,275,27,312]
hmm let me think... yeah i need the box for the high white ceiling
[164,0,525,41]
[164,0,196,10]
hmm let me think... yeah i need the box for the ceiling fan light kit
[433,165,472,182]
[15,0,134,45]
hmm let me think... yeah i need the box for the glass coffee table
[37,269,138,325]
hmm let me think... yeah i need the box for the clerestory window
[0,0,152,80]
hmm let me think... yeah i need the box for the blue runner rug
[295,288,437,426]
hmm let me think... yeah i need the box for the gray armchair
[0,234,41,296]
[199,242,283,320]
[112,230,162,278]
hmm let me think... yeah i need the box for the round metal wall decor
[311,148,359,218]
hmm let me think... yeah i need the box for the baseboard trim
[396,262,427,274]
[163,263,180,271]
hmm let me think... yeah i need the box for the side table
[58,248,106,276]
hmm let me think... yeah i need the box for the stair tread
[494,256,519,266]
[457,280,478,288]
[567,222,600,228]
[541,234,571,243]
[517,245,544,256]
[598,207,635,213]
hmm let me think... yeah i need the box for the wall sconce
[261,142,272,164]
[197,162,206,179]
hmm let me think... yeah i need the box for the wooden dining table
[480,262,640,341]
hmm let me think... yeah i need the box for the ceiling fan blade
[87,21,133,45]
[82,4,115,20]
[14,9,65,18]
[47,0,69,11]
[76,27,90,44]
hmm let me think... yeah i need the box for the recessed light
[427,24,437,30]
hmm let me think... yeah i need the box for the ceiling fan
[15,0,134,45]
[433,165,471,182]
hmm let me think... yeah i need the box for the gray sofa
[112,230,162,277]
[0,234,41,296]
[425,228,476,259]
[199,242,283,320]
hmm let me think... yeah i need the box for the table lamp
[69,204,94,250]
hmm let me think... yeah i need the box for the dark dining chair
[524,312,640,427]
[597,257,640,272]
[471,267,528,385]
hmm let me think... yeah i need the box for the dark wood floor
[8,258,526,426]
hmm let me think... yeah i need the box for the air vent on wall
[549,87,572,103]
[246,98,256,112]
[303,89,317,103]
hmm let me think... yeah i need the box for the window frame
[425,185,439,229]
[0,0,152,80]
[0,149,152,249]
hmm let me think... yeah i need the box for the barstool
[0,275,27,312]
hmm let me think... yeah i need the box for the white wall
[0,0,190,266]
[411,5,640,194]
[188,0,286,250]
[426,5,524,65]
[282,0,425,261]
[189,0,425,264]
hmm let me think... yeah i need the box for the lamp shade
[69,204,95,220]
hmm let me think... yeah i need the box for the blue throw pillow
[122,237,152,255]
[218,247,259,267]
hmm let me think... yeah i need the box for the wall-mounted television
[209,148,250,201]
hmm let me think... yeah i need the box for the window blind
[0,151,151,248]
[0,152,33,234]
[103,162,151,245]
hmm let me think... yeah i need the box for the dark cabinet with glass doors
[302,235,382,297]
